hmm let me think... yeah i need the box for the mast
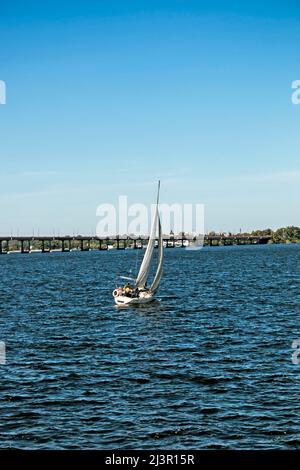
[156,180,160,206]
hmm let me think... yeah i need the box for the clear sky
[0,0,299,234]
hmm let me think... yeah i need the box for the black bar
[0,450,299,468]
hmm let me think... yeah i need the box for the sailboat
[113,182,163,305]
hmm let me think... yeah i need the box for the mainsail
[150,214,163,293]
[134,181,163,291]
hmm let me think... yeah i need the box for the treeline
[250,226,300,243]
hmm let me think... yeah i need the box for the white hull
[114,291,154,306]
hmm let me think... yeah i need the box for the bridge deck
[0,234,271,253]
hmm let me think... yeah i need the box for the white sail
[113,181,164,305]
[150,214,163,293]
[135,204,158,288]
[135,181,160,289]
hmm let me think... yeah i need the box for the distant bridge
[0,234,271,253]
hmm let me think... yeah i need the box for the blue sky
[0,0,299,234]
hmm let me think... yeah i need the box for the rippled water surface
[1,244,300,449]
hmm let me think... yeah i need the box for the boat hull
[113,292,154,306]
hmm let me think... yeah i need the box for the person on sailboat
[123,282,134,297]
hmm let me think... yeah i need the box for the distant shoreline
[0,226,300,255]
[0,226,300,254]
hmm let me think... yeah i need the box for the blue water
[0,244,300,449]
